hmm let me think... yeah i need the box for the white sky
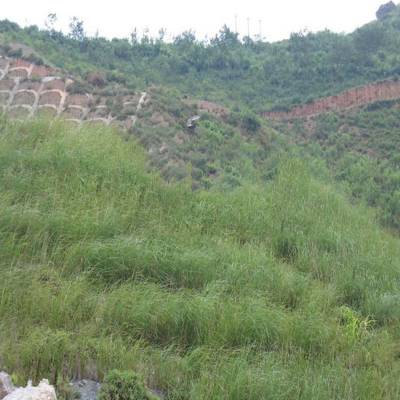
[1,0,392,42]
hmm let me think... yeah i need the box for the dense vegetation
[133,86,285,190]
[0,5,400,395]
[2,4,400,110]
[273,103,400,229]
[0,5,400,229]
[1,119,400,398]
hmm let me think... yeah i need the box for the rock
[149,388,165,399]
[376,2,396,20]
[3,379,56,400]
[70,379,101,400]
[186,115,200,128]
[0,372,14,400]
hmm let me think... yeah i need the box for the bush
[24,53,45,65]
[99,370,157,400]
[87,71,107,87]
[240,110,261,133]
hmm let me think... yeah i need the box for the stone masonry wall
[0,56,146,128]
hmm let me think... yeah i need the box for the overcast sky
[1,0,392,42]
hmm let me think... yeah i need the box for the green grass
[273,106,400,229]
[1,118,400,398]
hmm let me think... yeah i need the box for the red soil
[10,59,31,69]
[19,81,41,91]
[263,79,400,120]
[43,79,66,91]
[13,91,36,105]
[0,79,15,91]
[66,94,90,107]
[31,65,56,78]
[7,69,28,79]
[197,100,229,116]
[39,91,62,106]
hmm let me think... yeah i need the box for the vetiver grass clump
[1,117,400,399]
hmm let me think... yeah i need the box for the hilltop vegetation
[1,119,400,398]
[2,3,400,111]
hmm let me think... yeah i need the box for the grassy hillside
[133,86,285,190]
[1,118,400,398]
[0,5,400,231]
[272,103,400,229]
[2,3,400,111]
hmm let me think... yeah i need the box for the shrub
[87,71,107,87]
[240,110,261,133]
[24,53,45,65]
[99,370,157,400]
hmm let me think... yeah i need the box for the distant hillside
[2,3,400,111]
[271,103,400,229]
[263,79,400,119]
[0,51,283,191]
[0,4,399,229]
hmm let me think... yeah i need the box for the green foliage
[3,6,400,111]
[274,105,400,229]
[100,370,156,400]
[0,120,400,398]
[239,110,261,134]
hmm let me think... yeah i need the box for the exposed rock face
[3,379,56,400]
[0,372,14,399]
[376,2,396,20]
[263,79,400,120]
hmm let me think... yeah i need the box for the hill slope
[1,119,400,399]
[3,3,400,111]
[0,5,400,230]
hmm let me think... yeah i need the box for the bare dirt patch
[7,69,28,79]
[18,81,41,91]
[66,94,90,107]
[43,79,66,91]
[9,59,31,69]
[13,91,36,106]
[0,92,9,105]
[39,92,62,106]
[31,65,55,78]
[0,80,15,91]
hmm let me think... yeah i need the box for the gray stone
[3,379,56,400]
[186,115,200,128]
[70,380,101,400]
[0,372,14,400]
